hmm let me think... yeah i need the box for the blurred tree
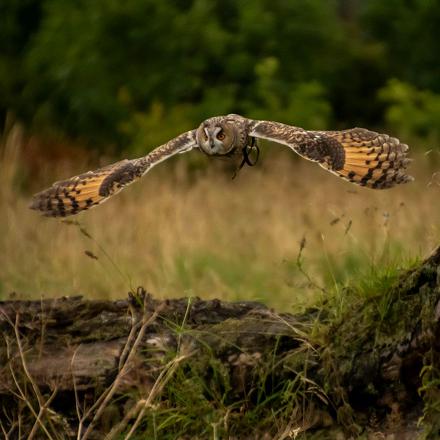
[15,0,344,148]
[0,0,438,150]
[0,0,42,131]
[362,0,440,92]
[247,56,331,129]
[379,79,440,145]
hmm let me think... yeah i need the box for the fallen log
[1,247,439,439]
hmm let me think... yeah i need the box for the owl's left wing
[249,120,413,189]
[30,130,197,217]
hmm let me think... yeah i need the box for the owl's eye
[217,131,226,141]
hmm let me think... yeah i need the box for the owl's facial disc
[197,121,236,156]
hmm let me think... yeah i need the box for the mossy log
[0,247,439,439]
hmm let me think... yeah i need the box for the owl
[30,114,413,217]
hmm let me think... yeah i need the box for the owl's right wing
[30,130,197,217]
[249,120,413,189]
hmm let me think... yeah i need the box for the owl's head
[196,115,247,156]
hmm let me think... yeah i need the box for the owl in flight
[30,114,413,217]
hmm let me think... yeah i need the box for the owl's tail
[321,128,413,189]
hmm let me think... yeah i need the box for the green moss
[3,252,439,438]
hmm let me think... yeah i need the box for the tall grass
[1,126,439,309]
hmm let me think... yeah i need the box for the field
[1,126,439,310]
[1,2,439,437]
[2,127,440,439]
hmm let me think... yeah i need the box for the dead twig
[78,295,162,440]
[105,351,192,440]
[1,311,57,440]
[27,387,58,440]
[296,237,328,295]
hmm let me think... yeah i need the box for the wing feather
[249,120,413,189]
[30,130,197,217]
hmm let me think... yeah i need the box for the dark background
[1,0,439,155]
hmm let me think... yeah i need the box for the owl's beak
[209,138,215,149]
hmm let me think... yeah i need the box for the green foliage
[362,0,440,92]
[118,256,438,438]
[0,0,42,124]
[379,79,440,145]
[21,0,342,148]
[1,0,440,149]
[418,361,440,437]
[119,336,325,438]
[249,64,332,129]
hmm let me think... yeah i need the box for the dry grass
[0,291,192,439]
[1,125,440,309]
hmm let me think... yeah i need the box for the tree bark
[1,247,439,438]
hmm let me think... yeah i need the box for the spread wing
[30,130,197,217]
[249,120,413,189]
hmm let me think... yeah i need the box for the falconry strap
[232,138,260,179]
